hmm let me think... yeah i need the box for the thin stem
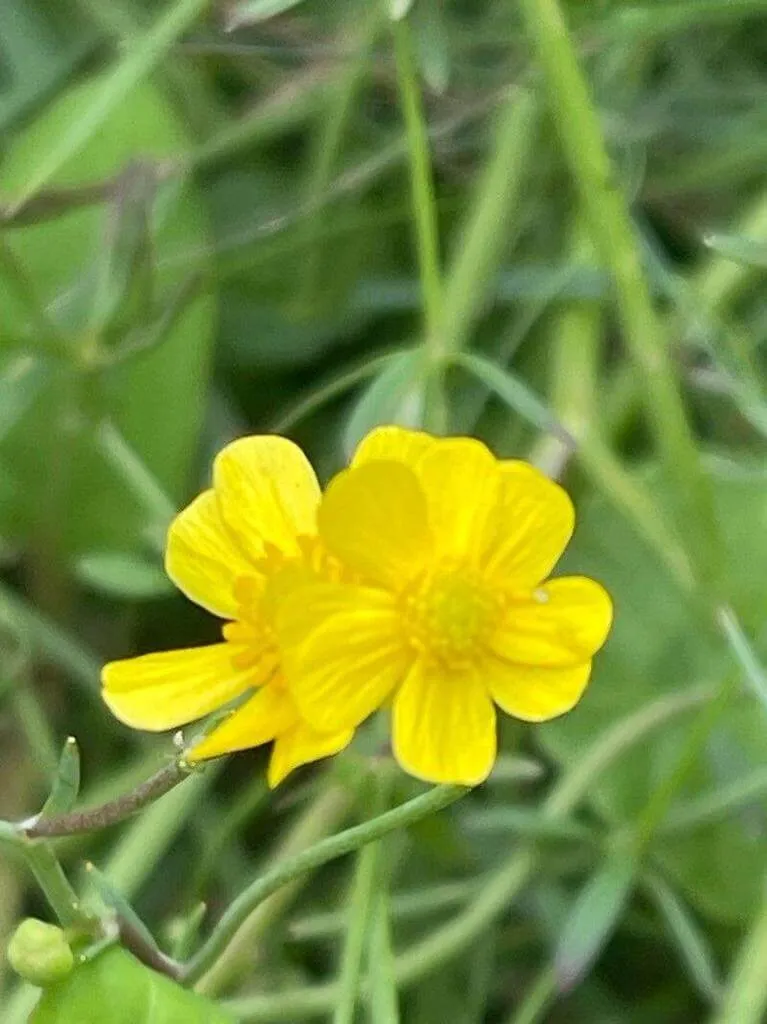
[194,781,354,996]
[392,17,443,356]
[333,839,382,1024]
[22,760,191,838]
[519,0,721,593]
[185,784,467,987]
[25,842,90,930]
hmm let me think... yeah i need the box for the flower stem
[185,784,467,988]
[24,842,90,931]
[391,17,443,362]
[22,760,192,839]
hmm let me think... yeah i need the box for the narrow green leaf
[0,355,48,441]
[343,348,427,459]
[456,351,573,445]
[645,874,722,1003]
[11,0,209,213]
[703,231,767,269]
[367,889,400,1024]
[31,946,233,1023]
[226,0,308,28]
[412,0,450,93]
[85,863,164,966]
[75,551,172,601]
[40,739,81,819]
[555,852,637,991]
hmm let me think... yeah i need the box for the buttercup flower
[102,437,352,787]
[276,426,613,786]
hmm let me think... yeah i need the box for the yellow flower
[101,437,352,787]
[276,426,613,786]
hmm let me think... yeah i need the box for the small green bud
[7,918,75,986]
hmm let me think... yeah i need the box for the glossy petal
[102,644,258,731]
[417,438,500,563]
[352,425,437,470]
[392,659,496,785]
[491,576,613,667]
[278,582,410,731]
[487,658,592,722]
[482,462,575,588]
[318,462,432,588]
[214,436,321,562]
[165,490,255,618]
[187,680,296,761]
[268,721,354,788]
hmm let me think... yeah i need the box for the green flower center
[402,566,500,667]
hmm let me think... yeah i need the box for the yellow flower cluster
[102,427,612,787]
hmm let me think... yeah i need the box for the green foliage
[31,947,233,1023]
[2,1,767,1022]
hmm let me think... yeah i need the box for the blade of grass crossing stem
[455,351,573,447]
[711,880,767,1024]
[554,850,638,992]
[440,90,537,357]
[644,874,722,1004]
[333,841,382,1024]
[11,0,210,213]
[367,888,400,1024]
[518,0,721,594]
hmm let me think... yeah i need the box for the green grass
[2,0,767,1021]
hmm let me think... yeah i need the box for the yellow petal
[102,643,257,731]
[278,582,410,732]
[417,437,500,562]
[165,490,255,618]
[214,436,321,562]
[482,462,575,588]
[268,721,353,788]
[487,658,592,722]
[187,680,296,761]
[352,425,437,469]
[392,659,496,785]
[491,576,613,667]
[318,462,432,588]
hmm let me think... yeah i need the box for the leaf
[455,351,573,445]
[0,75,215,555]
[11,0,209,212]
[31,946,234,1023]
[40,739,81,819]
[343,349,427,459]
[226,0,309,28]
[645,874,722,1003]
[703,232,767,269]
[540,458,767,923]
[412,0,451,94]
[554,852,637,992]
[75,552,172,601]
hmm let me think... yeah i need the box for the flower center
[401,565,500,667]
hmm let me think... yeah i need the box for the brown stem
[22,761,192,839]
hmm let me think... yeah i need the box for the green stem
[194,781,355,995]
[186,785,466,988]
[392,17,443,358]
[227,686,714,1022]
[24,842,88,930]
[519,0,721,592]
[333,838,382,1024]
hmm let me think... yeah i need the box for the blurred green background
[3,0,767,1021]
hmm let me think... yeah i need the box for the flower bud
[7,918,74,985]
